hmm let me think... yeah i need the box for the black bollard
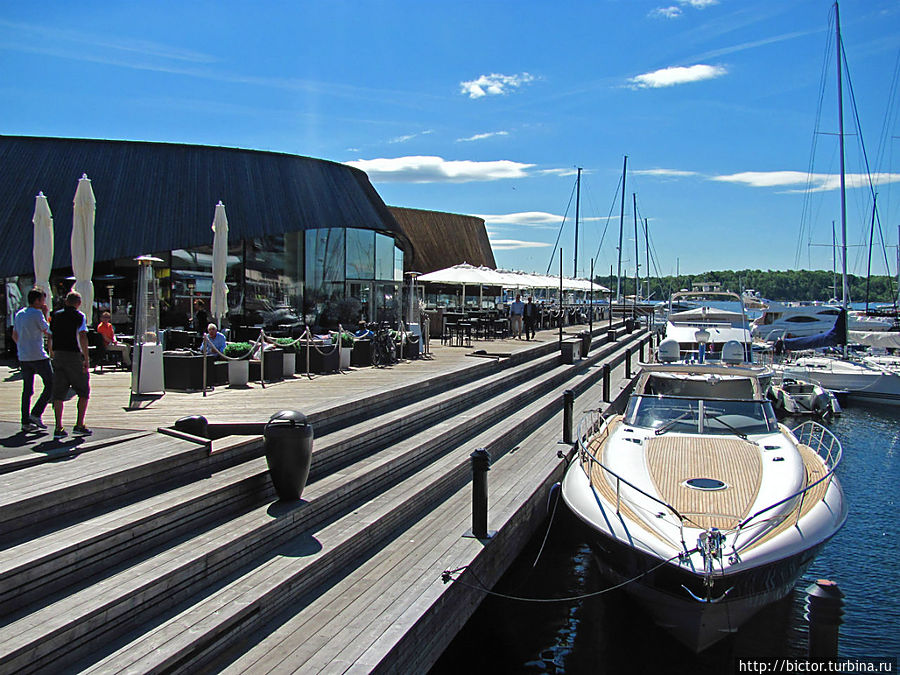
[639,339,645,363]
[469,448,492,539]
[173,415,209,438]
[607,328,616,344]
[263,410,314,501]
[563,390,574,445]
[805,579,844,658]
[602,363,610,402]
[625,347,632,379]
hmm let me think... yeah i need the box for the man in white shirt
[12,289,52,432]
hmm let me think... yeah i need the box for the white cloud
[478,212,563,228]
[712,170,900,192]
[650,6,682,19]
[456,131,510,142]
[629,64,726,89]
[346,156,535,183]
[489,238,552,251]
[634,168,699,177]
[681,0,719,7]
[478,211,607,230]
[460,72,535,99]
[538,168,581,177]
[388,130,433,144]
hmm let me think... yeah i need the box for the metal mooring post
[625,347,632,379]
[805,579,844,658]
[465,448,495,539]
[639,339,645,363]
[602,363,610,402]
[563,389,574,445]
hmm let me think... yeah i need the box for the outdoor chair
[87,330,124,372]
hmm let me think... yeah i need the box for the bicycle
[371,322,397,367]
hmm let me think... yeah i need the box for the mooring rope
[440,549,692,604]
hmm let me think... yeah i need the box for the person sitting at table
[202,323,227,355]
[354,320,374,339]
[97,311,132,366]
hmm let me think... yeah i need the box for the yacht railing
[735,420,842,536]
[577,412,842,549]
[576,412,690,549]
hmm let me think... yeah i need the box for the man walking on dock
[510,294,525,339]
[49,291,91,438]
[12,288,52,432]
[523,296,538,340]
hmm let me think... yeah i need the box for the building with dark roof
[0,136,499,348]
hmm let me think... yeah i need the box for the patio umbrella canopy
[71,174,95,324]
[210,201,229,323]
[32,192,53,301]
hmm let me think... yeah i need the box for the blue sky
[2,0,900,279]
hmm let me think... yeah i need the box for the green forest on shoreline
[592,269,898,304]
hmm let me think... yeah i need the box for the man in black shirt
[49,291,91,438]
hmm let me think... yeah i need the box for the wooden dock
[0,321,650,673]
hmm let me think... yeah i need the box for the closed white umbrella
[71,174,95,324]
[210,201,229,323]
[32,192,54,300]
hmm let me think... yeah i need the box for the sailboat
[776,1,900,406]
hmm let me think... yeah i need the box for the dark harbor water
[431,404,899,674]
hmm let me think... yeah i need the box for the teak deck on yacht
[646,435,762,531]
[584,419,832,551]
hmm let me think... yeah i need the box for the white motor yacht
[752,302,892,340]
[781,355,900,406]
[561,339,846,651]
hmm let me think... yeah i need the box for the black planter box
[401,336,420,359]
[351,339,374,367]
[163,353,224,390]
[295,342,340,373]
[249,348,284,382]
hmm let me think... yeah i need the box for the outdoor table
[454,322,473,348]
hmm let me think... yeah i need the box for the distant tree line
[593,269,899,304]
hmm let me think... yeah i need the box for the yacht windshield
[625,395,774,436]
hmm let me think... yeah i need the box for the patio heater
[186,277,196,324]
[131,255,165,400]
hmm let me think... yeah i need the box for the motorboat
[561,338,846,651]
[662,290,753,363]
[766,376,841,418]
[781,354,900,406]
[741,289,767,310]
[752,302,892,340]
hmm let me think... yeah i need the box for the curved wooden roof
[0,135,410,277]
[389,206,494,274]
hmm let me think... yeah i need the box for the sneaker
[73,425,92,436]
[21,422,38,432]
[54,427,67,438]
[29,415,47,429]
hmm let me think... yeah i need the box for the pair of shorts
[52,351,90,400]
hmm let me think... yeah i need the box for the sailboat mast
[633,192,639,305]
[836,1,849,313]
[832,221,837,300]
[865,194,876,312]
[616,155,627,303]
[574,167,582,278]
[644,217,650,301]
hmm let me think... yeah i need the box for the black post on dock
[466,448,494,540]
[639,338,645,363]
[805,579,844,658]
[625,347,632,379]
[563,389,574,445]
[602,363,610,402]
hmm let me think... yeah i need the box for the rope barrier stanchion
[258,329,266,389]
[202,335,208,397]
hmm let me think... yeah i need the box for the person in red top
[97,311,132,366]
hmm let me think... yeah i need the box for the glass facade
[2,224,405,354]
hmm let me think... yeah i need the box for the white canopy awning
[418,264,610,293]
